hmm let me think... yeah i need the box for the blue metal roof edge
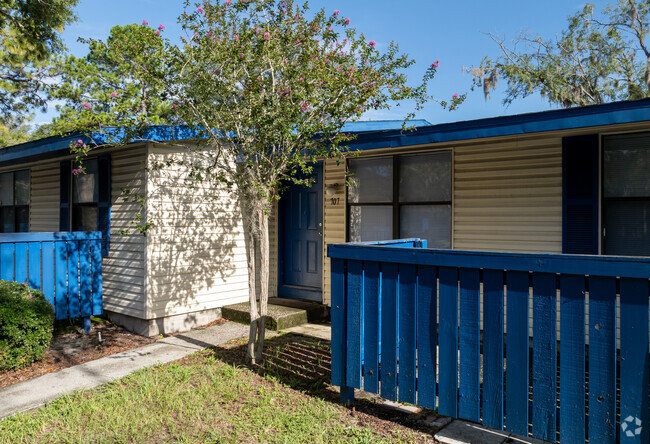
[345,98,650,151]
[2,99,650,166]
[0,126,202,167]
[0,121,428,167]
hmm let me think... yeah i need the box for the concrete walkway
[0,321,249,420]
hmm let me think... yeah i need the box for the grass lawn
[0,334,436,443]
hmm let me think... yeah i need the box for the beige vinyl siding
[453,136,563,253]
[145,143,249,319]
[30,162,60,231]
[102,148,147,318]
[322,158,346,306]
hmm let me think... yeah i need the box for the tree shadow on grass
[205,333,439,438]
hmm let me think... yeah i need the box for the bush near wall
[0,281,54,371]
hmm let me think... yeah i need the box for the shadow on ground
[205,333,438,438]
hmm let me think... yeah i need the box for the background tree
[49,23,176,138]
[0,0,78,123]
[470,0,650,107]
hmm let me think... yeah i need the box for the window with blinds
[0,170,29,233]
[347,151,452,247]
[603,132,650,256]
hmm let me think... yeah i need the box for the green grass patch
[0,334,426,443]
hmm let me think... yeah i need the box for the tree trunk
[254,207,269,363]
[241,195,271,365]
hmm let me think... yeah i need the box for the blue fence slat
[41,242,55,306]
[362,261,380,394]
[416,265,437,410]
[619,278,649,444]
[438,266,458,417]
[28,242,42,291]
[14,243,28,284]
[346,260,363,389]
[559,274,586,443]
[90,239,103,315]
[0,243,14,281]
[505,271,530,436]
[380,262,398,401]
[330,258,346,388]
[79,241,92,318]
[398,264,417,404]
[458,268,480,422]
[482,269,504,430]
[67,241,81,319]
[532,272,557,441]
[588,276,617,443]
[54,241,68,320]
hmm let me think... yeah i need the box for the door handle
[318,231,322,237]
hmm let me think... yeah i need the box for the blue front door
[278,164,323,301]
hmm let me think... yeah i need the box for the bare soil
[0,318,154,389]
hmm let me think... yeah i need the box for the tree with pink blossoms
[164,0,462,363]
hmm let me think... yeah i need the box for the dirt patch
[0,319,153,389]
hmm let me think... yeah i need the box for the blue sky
[45,0,601,126]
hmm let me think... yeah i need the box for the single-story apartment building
[1,99,650,335]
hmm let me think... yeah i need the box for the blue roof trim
[345,98,650,151]
[0,121,425,168]
[2,99,650,166]
[341,120,430,132]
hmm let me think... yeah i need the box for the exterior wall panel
[453,136,563,253]
[102,148,147,317]
[322,158,346,306]
[145,143,249,320]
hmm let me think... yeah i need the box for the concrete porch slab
[222,298,329,331]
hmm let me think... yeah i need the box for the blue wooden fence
[328,239,650,443]
[0,232,103,332]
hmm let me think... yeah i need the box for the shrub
[0,281,54,371]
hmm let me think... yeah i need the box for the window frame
[346,151,452,243]
[0,169,30,233]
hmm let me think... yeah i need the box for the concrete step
[221,298,329,331]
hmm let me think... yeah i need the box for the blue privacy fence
[328,239,650,443]
[0,232,103,333]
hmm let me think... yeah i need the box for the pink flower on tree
[300,101,309,112]
[333,9,340,16]
[240,53,245,57]
[72,168,82,176]
[344,18,350,25]
[233,35,239,40]
[326,27,332,31]
[263,32,270,40]
[154,30,160,36]
[110,91,118,98]
[77,139,83,145]
[158,24,165,31]
[225,0,231,4]
[197,6,204,13]
[142,19,148,26]
[369,40,376,48]
[173,104,179,109]
[82,102,92,110]
[431,59,440,69]
[452,93,459,99]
